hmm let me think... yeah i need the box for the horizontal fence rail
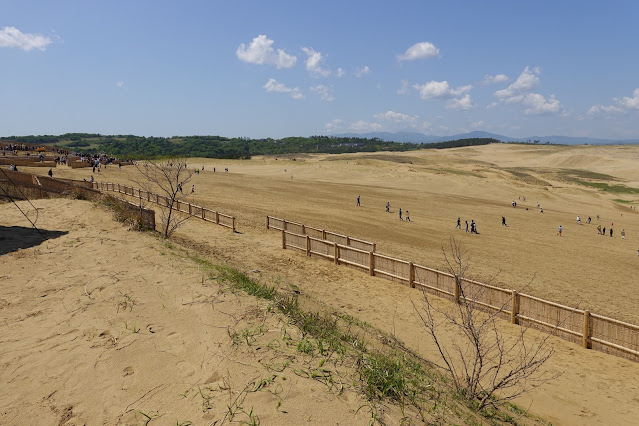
[267,215,375,252]
[93,181,236,232]
[278,227,639,363]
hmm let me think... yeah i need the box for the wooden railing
[93,182,236,232]
[267,215,375,252]
[279,228,639,363]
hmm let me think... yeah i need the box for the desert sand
[3,143,639,424]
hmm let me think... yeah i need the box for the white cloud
[350,120,382,131]
[354,66,370,78]
[588,88,639,115]
[301,47,330,77]
[616,88,639,110]
[336,67,345,78]
[482,73,509,85]
[397,79,410,95]
[0,26,52,51]
[374,110,417,125]
[522,93,562,115]
[446,94,474,110]
[263,78,304,100]
[486,102,498,109]
[325,119,343,133]
[413,80,471,99]
[310,84,334,101]
[115,81,126,89]
[469,120,484,128]
[397,41,440,62]
[236,34,297,69]
[494,66,540,101]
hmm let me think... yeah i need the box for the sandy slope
[0,199,377,425]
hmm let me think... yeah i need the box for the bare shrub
[414,237,559,411]
[135,157,194,238]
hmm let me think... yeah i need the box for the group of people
[456,217,479,234]
[356,197,411,222]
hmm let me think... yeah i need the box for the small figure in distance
[191,185,194,193]
[597,225,602,234]
[558,225,563,237]
[406,210,411,222]
[540,207,544,213]
[597,214,600,220]
[48,168,53,178]
[502,216,507,226]
[357,195,360,207]
[399,208,403,221]
[621,229,626,239]
[465,220,469,233]
[588,216,591,224]
[456,217,461,229]
[610,228,613,238]
[576,215,581,224]
[603,227,606,236]
[386,202,390,213]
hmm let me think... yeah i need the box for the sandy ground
[0,199,380,425]
[4,143,639,424]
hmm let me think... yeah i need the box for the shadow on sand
[0,226,68,255]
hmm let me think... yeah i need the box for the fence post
[266,216,270,230]
[409,262,415,288]
[334,242,339,265]
[302,224,306,234]
[283,220,287,231]
[147,191,150,202]
[232,217,236,233]
[215,211,219,224]
[369,252,375,276]
[118,183,121,192]
[346,236,350,246]
[202,208,205,220]
[306,235,310,256]
[189,203,192,215]
[372,243,376,253]
[583,310,591,349]
[511,290,520,324]
[322,229,326,239]
[454,276,461,304]
[282,230,286,249]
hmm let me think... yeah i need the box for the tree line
[0,133,499,159]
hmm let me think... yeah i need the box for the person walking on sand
[603,227,606,236]
[399,208,403,221]
[456,217,461,229]
[502,216,507,226]
[48,168,53,178]
[610,228,613,237]
[558,225,563,236]
[465,221,469,233]
[406,210,411,222]
[357,195,360,206]
[386,202,390,213]
[597,225,602,234]
[540,207,543,213]
[621,229,626,239]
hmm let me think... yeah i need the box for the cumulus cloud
[494,66,540,101]
[350,120,382,131]
[493,66,564,115]
[115,81,126,89]
[374,110,417,125]
[522,93,562,115]
[236,35,297,69]
[590,88,639,115]
[310,84,334,101]
[469,120,484,128]
[0,26,52,51]
[336,68,345,78]
[263,78,304,100]
[354,66,370,78]
[446,94,474,111]
[301,47,330,77]
[482,73,509,85]
[413,80,471,100]
[397,41,440,62]
[325,119,343,133]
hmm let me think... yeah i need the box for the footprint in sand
[122,366,135,390]
[175,360,195,378]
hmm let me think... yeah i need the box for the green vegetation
[612,199,633,204]
[1,133,499,159]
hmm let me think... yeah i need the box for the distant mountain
[330,131,639,145]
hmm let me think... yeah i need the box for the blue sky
[1,0,638,140]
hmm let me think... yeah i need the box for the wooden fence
[93,182,236,232]
[279,228,639,362]
[267,215,376,252]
